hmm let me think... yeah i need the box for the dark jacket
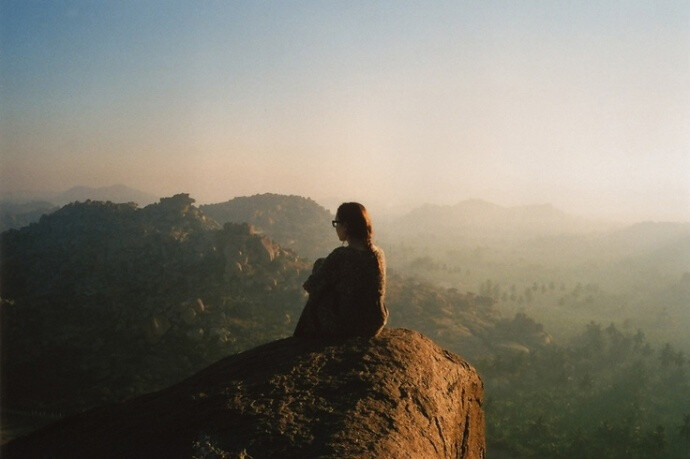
[294,245,388,338]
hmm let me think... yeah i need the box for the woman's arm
[303,248,343,296]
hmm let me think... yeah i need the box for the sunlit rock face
[3,328,485,458]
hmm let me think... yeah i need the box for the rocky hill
[1,194,311,414]
[200,193,334,260]
[2,329,485,458]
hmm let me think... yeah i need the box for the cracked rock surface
[3,328,485,458]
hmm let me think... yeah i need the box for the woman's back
[329,246,386,335]
[295,245,387,338]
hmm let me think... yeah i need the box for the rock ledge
[3,328,485,458]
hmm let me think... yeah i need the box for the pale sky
[1,1,689,221]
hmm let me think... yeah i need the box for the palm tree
[680,414,690,441]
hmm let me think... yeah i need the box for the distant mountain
[55,184,158,206]
[0,185,158,231]
[0,201,58,232]
[392,199,603,240]
[200,193,335,260]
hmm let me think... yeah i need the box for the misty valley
[1,191,689,457]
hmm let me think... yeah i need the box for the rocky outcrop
[200,193,335,260]
[1,195,310,414]
[3,328,485,458]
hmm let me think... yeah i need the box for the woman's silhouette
[294,202,388,338]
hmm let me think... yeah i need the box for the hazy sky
[1,1,689,221]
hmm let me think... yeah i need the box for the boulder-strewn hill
[200,193,334,260]
[1,194,310,413]
[2,329,485,458]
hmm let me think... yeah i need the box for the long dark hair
[336,202,373,246]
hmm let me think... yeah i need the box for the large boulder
[3,328,485,458]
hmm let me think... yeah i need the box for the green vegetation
[478,323,689,458]
[0,195,310,415]
[381,212,690,351]
[2,194,689,456]
[379,202,690,457]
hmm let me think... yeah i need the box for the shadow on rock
[3,328,485,458]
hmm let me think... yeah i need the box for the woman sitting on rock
[294,202,388,339]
